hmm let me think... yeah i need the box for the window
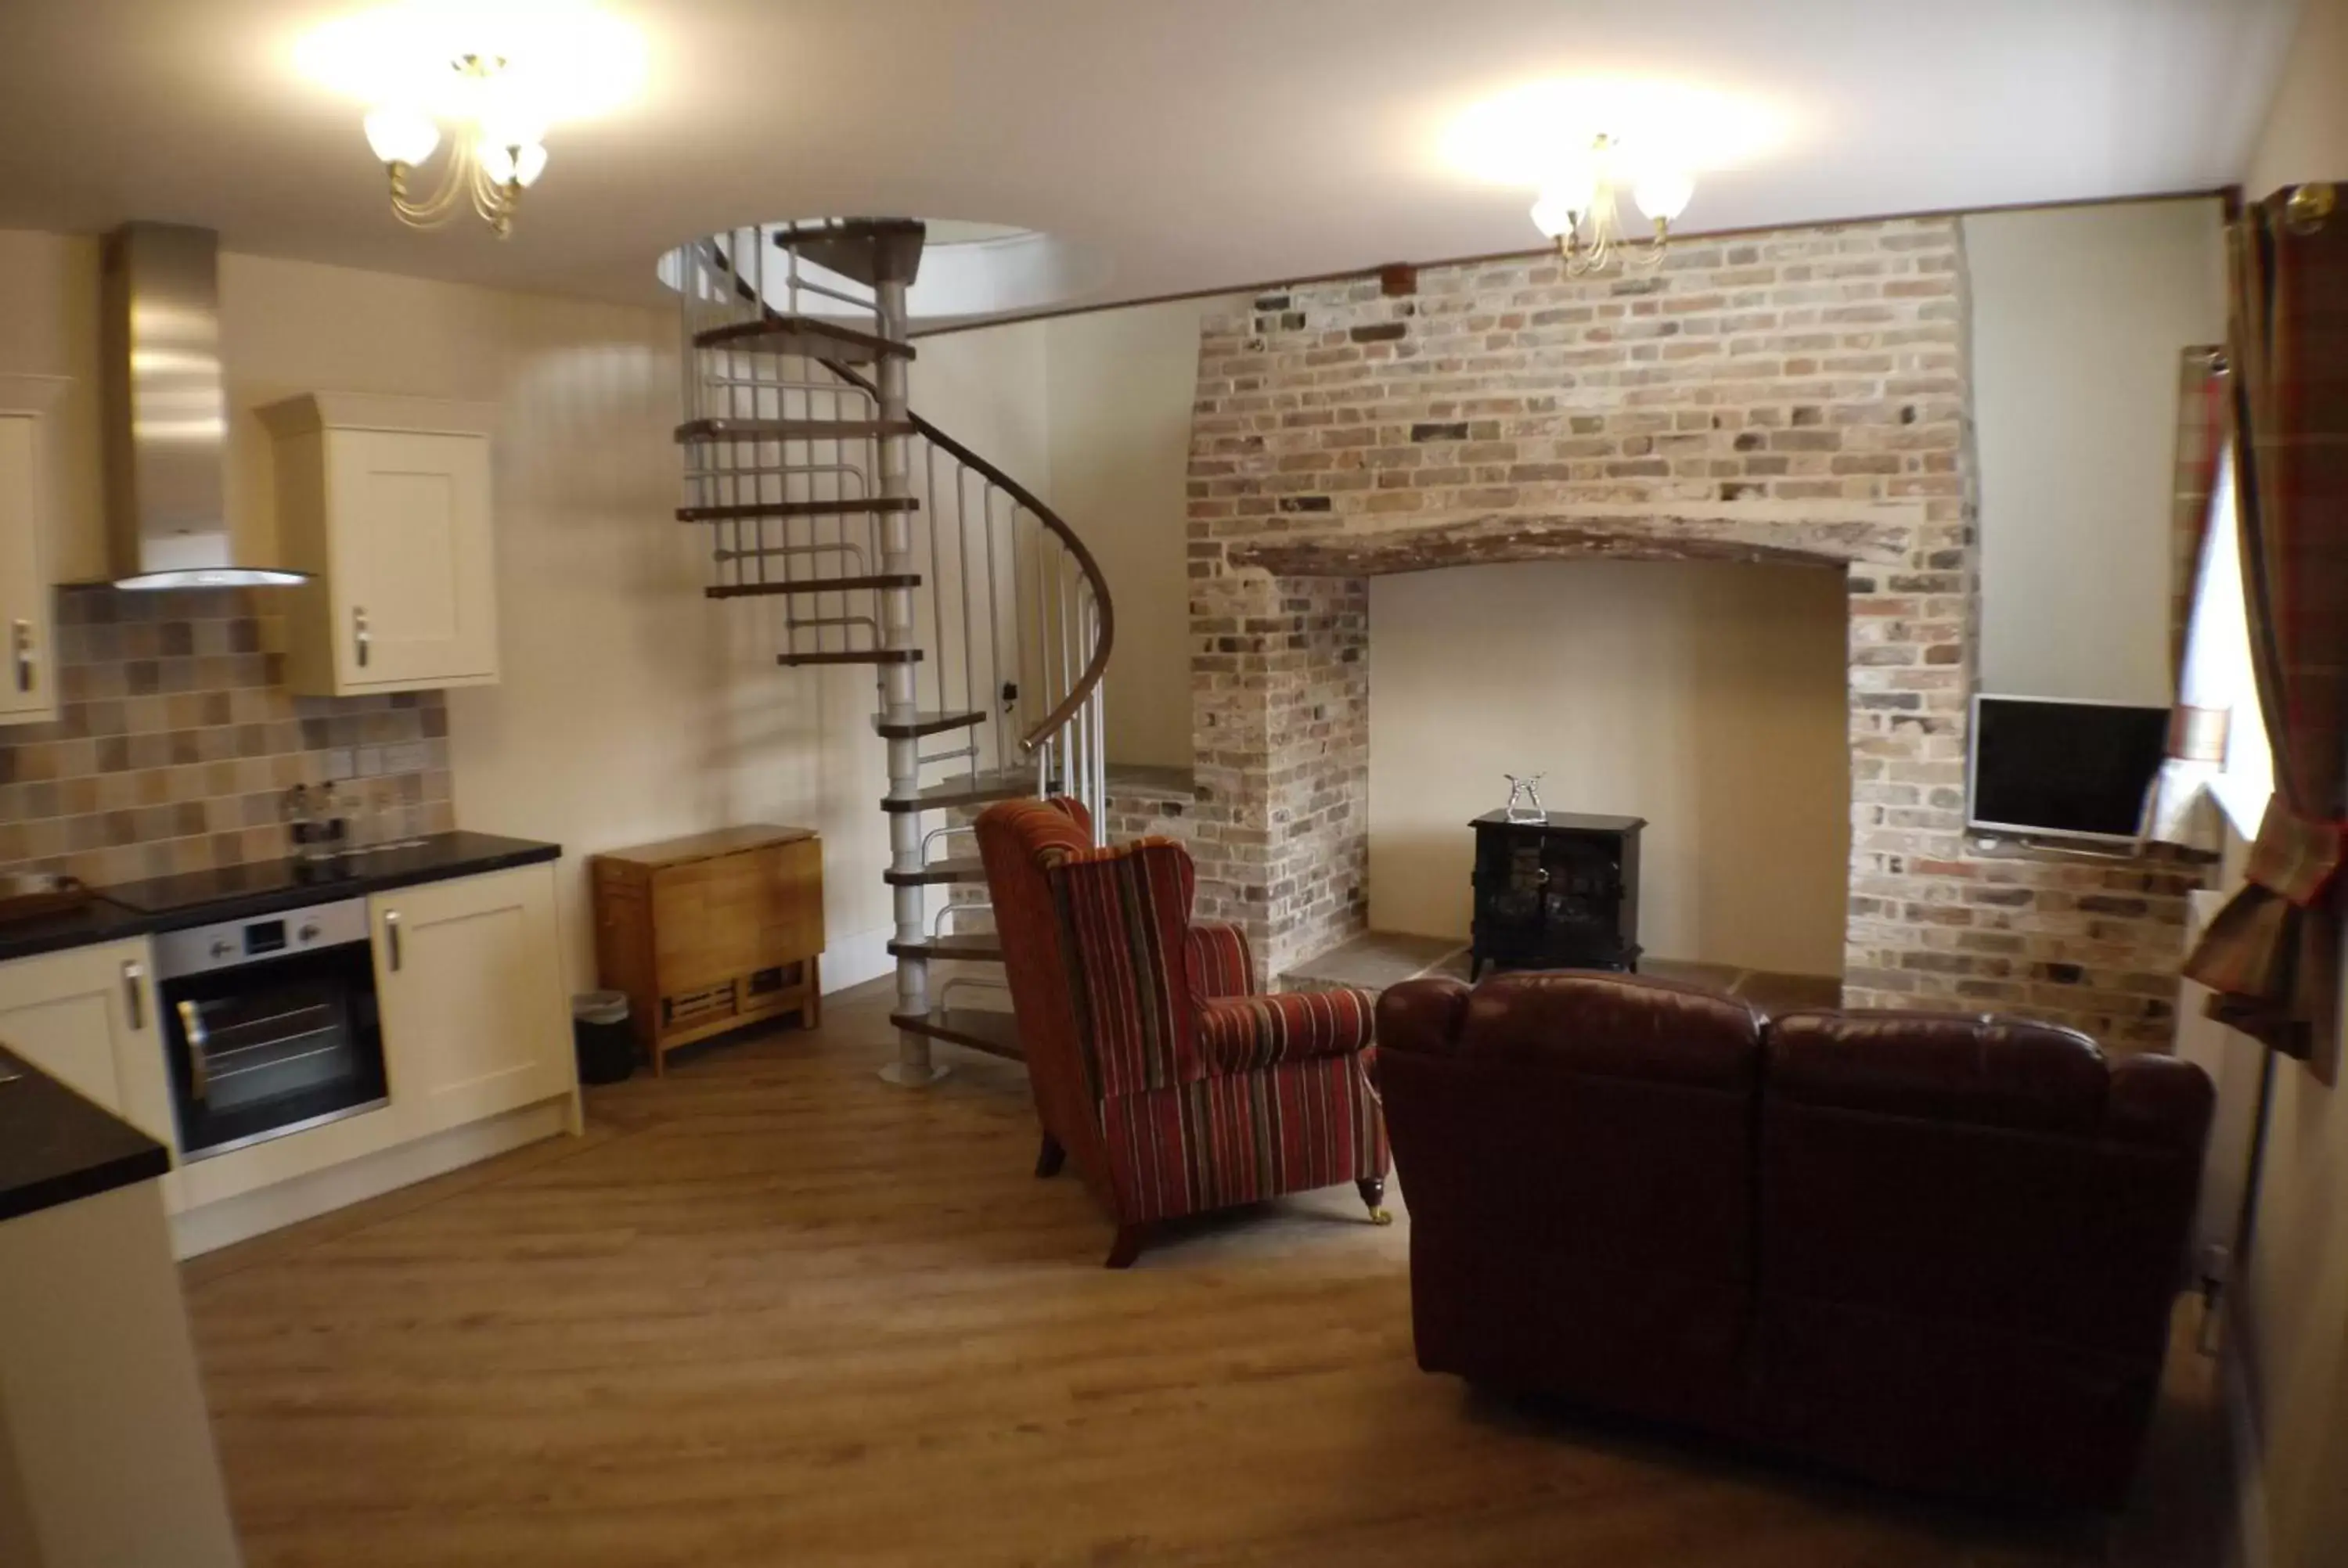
[2151,445,2273,846]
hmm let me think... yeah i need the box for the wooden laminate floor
[182,980,2231,1568]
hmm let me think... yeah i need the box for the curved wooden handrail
[816,355,1115,755]
[695,236,1115,754]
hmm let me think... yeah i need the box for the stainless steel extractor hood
[99,223,304,591]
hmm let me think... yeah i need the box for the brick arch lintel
[1225,504,1918,577]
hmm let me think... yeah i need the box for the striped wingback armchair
[974,797,1391,1267]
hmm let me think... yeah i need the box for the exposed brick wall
[1100,774,1201,847]
[1186,574,1368,969]
[1182,216,2198,1050]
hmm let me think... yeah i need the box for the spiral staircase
[671,221,1111,1084]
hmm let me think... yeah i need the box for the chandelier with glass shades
[360,52,549,239]
[1529,134,1694,275]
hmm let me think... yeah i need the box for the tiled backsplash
[0,587,454,888]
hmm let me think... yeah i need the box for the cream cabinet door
[0,413,56,725]
[0,939,174,1145]
[373,865,573,1139]
[325,428,499,691]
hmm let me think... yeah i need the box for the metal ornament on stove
[1503,773,1547,824]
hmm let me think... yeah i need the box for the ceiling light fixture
[299,4,644,241]
[1445,80,1781,275]
[1529,134,1693,275]
[362,52,547,238]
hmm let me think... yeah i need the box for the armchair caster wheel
[1368,1207,1394,1226]
[1357,1175,1392,1225]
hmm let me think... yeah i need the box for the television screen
[1968,696,2168,843]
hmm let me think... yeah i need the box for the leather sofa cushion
[1759,1007,2213,1365]
[1379,972,1763,1434]
[1389,969,1763,1090]
[1769,1009,2213,1144]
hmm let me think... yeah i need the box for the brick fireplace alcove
[1171,216,2197,1052]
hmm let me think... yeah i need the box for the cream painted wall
[1366,559,1851,976]
[0,228,925,997]
[2248,0,2348,196]
[2230,5,2348,1563]
[914,318,1052,492]
[1039,297,1244,768]
[899,295,1239,769]
[1967,199,2227,704]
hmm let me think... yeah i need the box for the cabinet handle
[10,619,30,694]
[384,910,402,972]
[354,606,370,669]
[121,959,144,1030]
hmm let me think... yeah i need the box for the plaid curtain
[2184,185,2348,1078]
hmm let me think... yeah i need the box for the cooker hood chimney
[99,223,305,590]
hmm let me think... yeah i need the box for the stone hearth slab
[1280,931,1466,992]
[1644,958,1845,1015]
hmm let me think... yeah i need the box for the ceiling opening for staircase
[657,218,1108,328]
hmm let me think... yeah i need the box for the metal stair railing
[671,225,1115,1082]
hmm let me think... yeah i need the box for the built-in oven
[155,898,387,1162]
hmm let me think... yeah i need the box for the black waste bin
[574,991,637,1084]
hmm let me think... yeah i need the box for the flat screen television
[1967,694,2168,844]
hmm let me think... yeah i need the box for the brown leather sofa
[1377,970,2214,1510]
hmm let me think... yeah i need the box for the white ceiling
[0,0,2301,316]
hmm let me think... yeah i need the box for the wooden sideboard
[590,825,824,1074]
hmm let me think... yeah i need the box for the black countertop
[0,900,156,966]
[0,833,564,962]
[0,1045,172,1224]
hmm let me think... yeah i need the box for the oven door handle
[178,999,211,1102]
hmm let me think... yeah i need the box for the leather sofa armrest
[1377,976,1471,1053]
[2109,1053,2217,1148]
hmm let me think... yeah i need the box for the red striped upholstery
[977,798,1112,1201]
[1104,1052,1388,1224]
[1047,838,1203,1095]
[975,796,1388,1238]
[1187,922,1255,1001]
[1199,989,1377,1073]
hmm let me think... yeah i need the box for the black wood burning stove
[1468,811,1644,979]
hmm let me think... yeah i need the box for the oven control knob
[209,938,236,960]
[297,922,322,944]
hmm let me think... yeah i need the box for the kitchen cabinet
[0,937,172,1146]
[372,861,573,1139]
[0,1183,241,1568]
[259,392,501,696]
[0,376,69,727]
